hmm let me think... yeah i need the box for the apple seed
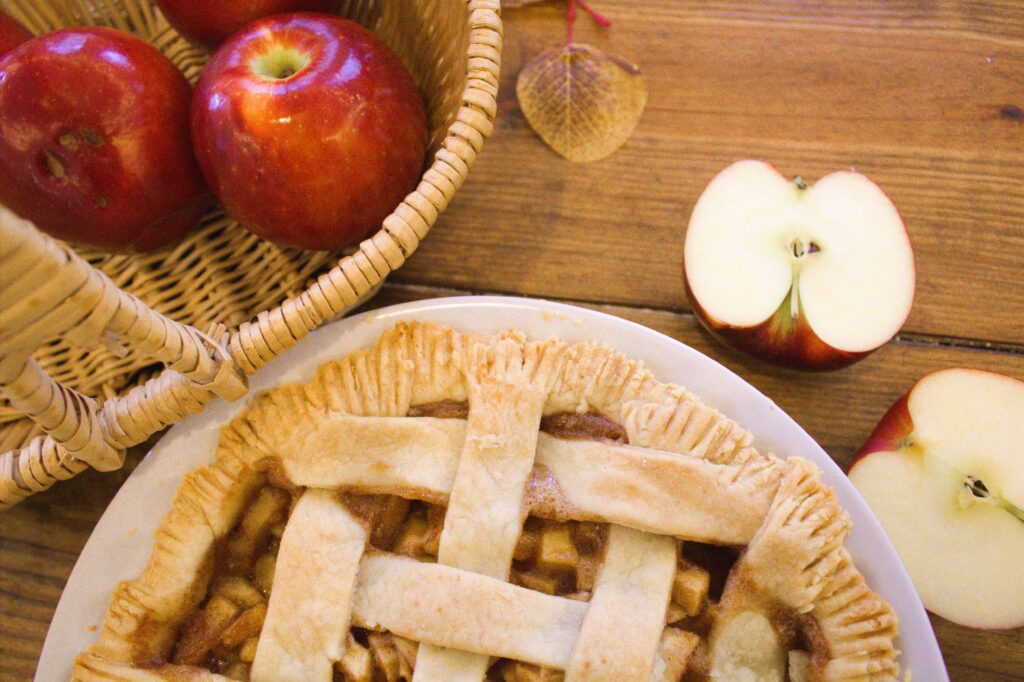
[43,150,67,180]
[79,126,105,147]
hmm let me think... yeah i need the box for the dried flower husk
[517,42,647,163]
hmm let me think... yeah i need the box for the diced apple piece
[336,633,372,682]
[368,632,400,682]
[392,515,429,557]
[672,562,711,617]
[498,661,564,682]
[708,610,786,682]
[664,602,686,624]
[225,487,289,572]
[423,505,445,557]
[514,527,540,562]
[239,637,259,663]
[537,526,579,572]
[514,570,561,595]
[654,628,700,682]
[241,487,289,539]
[223,662,249,681]
[221,602,268,648]
[214,577,264,608]
[173,594,240,665]
[392,635,417,679]
[252,553,277,596]
[372,496,411,548]
[572,522,605,553]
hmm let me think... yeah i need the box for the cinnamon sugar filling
[165,407,817,681]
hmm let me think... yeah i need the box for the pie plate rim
[37,295,948,681]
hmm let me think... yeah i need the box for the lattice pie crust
[75,321,900,681]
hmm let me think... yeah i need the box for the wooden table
[2,1,1022,680]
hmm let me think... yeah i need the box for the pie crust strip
[251,489,368,682]
[564,524,678,681]
[411,338,564,680]
[280,415,780,545]
[351,552,589,668]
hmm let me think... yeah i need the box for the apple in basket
[683,160,916,370]
[849,368,1024,629]
[153,0,340,48]
[0,27,209,252]
[191,13,428,251]
[0,10,32,58]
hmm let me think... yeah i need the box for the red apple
[153,0,339,48]
[0,27,209,252]
[849,368,1024,629]
[0,11,32,59]
[191,13,427,251]
[683,160,916,371]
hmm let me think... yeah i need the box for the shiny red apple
[154,0,339,48]
[0,11,32,58]
[0,27,209,252]
[191,13,427,251]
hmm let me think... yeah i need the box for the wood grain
[393,0,1024,344]
[1,284,1021,681]
[3,2,1023,680]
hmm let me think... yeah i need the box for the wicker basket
[0,0,501,509]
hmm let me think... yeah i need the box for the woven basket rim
[0,0,502,509]
[222,0,503,373]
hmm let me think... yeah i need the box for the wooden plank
[393,0,1024,344]
[2,285,1019,681]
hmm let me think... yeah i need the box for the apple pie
[75,321,900,681]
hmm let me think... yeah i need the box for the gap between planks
[375,282,1024,358]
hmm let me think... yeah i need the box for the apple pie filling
[166,406,818,682]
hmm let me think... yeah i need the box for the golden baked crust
[76,321,899,681]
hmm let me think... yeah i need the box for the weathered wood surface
[395,0,1024,346]
[3,1,1023,679]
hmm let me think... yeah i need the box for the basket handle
[0,206,248,508]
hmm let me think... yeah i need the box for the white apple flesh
[684,160,916,370]
[849,368,1024,629]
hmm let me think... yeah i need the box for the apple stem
[567,0,611,45]
[794,176,807,191]
[43,150,66,180]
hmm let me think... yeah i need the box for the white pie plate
[39,295,948,681]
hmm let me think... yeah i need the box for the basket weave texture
[0,0,502,508]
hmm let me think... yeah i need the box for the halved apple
[849,368,1024,629]
[683,160,916,370]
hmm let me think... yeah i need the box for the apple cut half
[684,160,916,370]
[849,368,1024,629]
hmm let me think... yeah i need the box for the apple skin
[154,0,339,47]
[851,390,914,464]
[0,11,32,59]
[0,27,209,252]
[685,277,867,371]
[191,13,427,251]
